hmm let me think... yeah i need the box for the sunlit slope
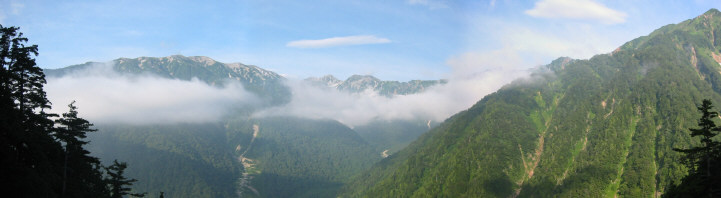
[342,9,721,198]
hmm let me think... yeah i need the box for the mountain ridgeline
[341,9,721,197]
[40,9,721,198]
[44,55,442,197]
[45,55,291,105]
[306,74,446,96]
[45,55,445,104]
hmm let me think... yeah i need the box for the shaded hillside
[87,123,239,198]
[341,9,721,198]
[88,117,380,198]
[354,119,436,155]
[228,117,379,197]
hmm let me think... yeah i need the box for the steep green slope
[228,117,379,197]
[87,123,241,198]
[342,9,721,198]
[354,119,435,155]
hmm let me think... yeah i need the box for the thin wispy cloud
[286,35,391,48]
[0,2,23,24]
[525,0,627,24]
[10,3,24,15]
[407,0,448,9]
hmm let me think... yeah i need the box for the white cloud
[286,35,391,48]
[525,0,627,24]
[407,0,448,9]
[464,16,622,62]
[496,24,616,59]
[254,49,528,127]
[45,63,260,125]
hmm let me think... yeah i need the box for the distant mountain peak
[306,74,446,96]
[187,56,217,66]
[704,8,720,15]
[305,75,342,88]
[46,55,291,104]
[117,55,221,68]
[618,8,721,52]
[346,74,381,81]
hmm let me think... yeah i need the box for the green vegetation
[43,48,440,197]
[87,117,382,197]
[341,9,721,197]
[354,119,433,154]
[235,117,379,197]
[664,99,721,197]
[88,123,239,198]
[0,25,142,197]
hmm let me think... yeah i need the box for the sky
[1,0,719,81]
[4,0,719,125]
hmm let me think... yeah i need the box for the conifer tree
[665,99,721,197]
[106,160,146,198]
[1,25,142,198]
[55,101,108,197]
[0,24,63,197]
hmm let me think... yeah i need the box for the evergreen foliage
[0,25,141,197]
[664,99,721,197]
[106,160,146,198]
[87,117,381,197]
[55,101,108,197]
[0,24,63,197]
[88,123,241,198]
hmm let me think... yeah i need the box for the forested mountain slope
[342,9,721,198]
[88,117,380,198]
[43,54,443,197]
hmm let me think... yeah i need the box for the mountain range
[306,74,446,96]
[44,54,441,197]
[42,8,721,198]
[341,8,721,197]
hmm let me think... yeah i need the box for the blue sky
[1,0,719,81]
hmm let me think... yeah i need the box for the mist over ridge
[45,62,261,124]
[44,54,532,127]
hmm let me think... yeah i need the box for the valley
[50,10,721,197]
[4,1,721,198]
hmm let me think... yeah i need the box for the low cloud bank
[255,50,531,127]
[45,51,533,127]
[45,63,260,125]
